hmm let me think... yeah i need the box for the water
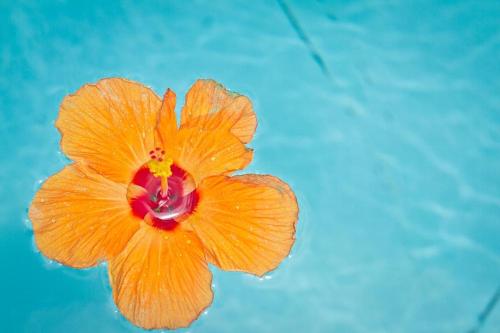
[1,0,499,332]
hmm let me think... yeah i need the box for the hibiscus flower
[29,78,298,329]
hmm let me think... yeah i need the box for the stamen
[146,150,173,196]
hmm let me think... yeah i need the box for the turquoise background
[1,0,499,332]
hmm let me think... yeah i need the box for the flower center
[128,148,198,231]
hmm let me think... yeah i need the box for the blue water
[1,0,499,332]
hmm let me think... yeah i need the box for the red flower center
[129,164,199,231]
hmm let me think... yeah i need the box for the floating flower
[29,78,298,329]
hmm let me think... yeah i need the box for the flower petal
[109,224,213,330]
[29,164,140,268]
[154,88,177,148]
[180,79,257,143]
[170,127,253,185]
[57,78,161,184]
[188,174,298,276]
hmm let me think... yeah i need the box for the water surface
[1,0,499,332]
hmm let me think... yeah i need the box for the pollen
[147,148,173,178]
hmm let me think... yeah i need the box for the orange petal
[171,127,253,185]
[188,174,298,276]
[109,224,213,330]
[154,88,177,148]
[29,164,140,268]
[57,78,161,184]
[180,79,257,143]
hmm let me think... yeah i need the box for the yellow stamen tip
[147,157,173,179]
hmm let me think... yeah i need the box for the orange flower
[29,78,298,329]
